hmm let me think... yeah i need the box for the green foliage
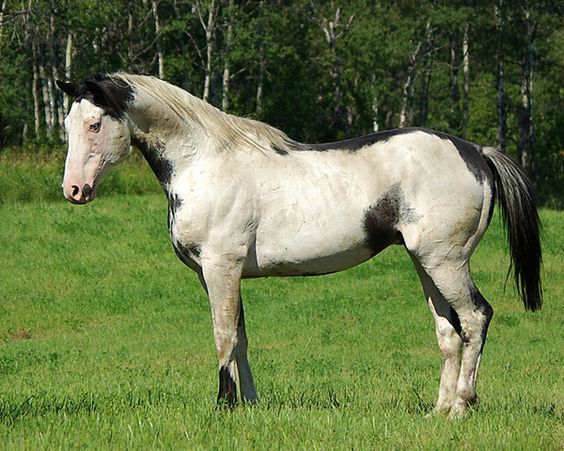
[0,195,561,447]
[0,0,561,204]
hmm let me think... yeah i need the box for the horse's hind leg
[410,256,462,414]
[413,257,493,417]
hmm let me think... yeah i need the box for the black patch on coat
[298,127,488,183]
[168,193,183,221]
[132,136,174,189]
[186,244,201,257]
[363,183,419,255]
[303,128,417,152]
[217,366,237,406]
[271,144,289,156]
[449,307,462,336]
[470,286,494,352]
[422,128,487,183]
[172,242,201,269]
[167,193,182,233]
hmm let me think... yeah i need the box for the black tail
[481,147,542,311]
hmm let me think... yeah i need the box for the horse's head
[57,76,133,204]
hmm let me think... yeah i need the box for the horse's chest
[168,194,202,270]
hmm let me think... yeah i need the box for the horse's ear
[56,80,81,97]
[85,77,133,117]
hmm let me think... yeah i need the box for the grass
[0,161,562,448]
[0,147,161,205]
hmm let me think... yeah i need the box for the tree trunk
[222,0,234,111]
[399,40,422,128]
[449,38,461,131]
[32,59,41,139]
[518,4,535,177]
[318,6,354,133]
[0,0,7,42]
[495,0,507,151]
[461,21,470,138]
[417,20,433,126]
[38,49,53,140]
[198,0,218,102]
[127,0,134,71]
[152,0,164,78]
[255,1,265,115]
[256,39,264,115]
[372,88,379,132]
[63,32,73,116]
[49,7,64,140]
[25,2,41,139]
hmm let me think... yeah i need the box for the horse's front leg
[201,257,257,405]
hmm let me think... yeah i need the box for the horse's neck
[127,97,206,192]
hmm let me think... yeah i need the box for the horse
[56,73,541,418]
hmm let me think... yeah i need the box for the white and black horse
[57,74,541,418]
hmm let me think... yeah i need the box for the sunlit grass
[0,193,561,448]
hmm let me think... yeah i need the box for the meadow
[0,156,562,449]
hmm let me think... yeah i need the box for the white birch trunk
[318,6,353,132]
[127,0,134,71]
[462,21,470,137]
[495,0,506,151]
[26,3,41,139]
[418,20,433,126]
[202,0,217,102]
[399,40,422,128]
[255,1,265,115]
[32,61,41,139]
[256,47,264,115]
[0,0,7,42]
[49,10,65,140]
[47,75,57,138]
[38,56,52,139]
[221,0,234,111]
[518,4,535,174]
[372,99,379,132]
[63,32,73,116]
[152,0,164,78]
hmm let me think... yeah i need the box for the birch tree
[221,0,234,111]
[461,21,470,137]
[399,39,422,128]
[517,1,536,175]
[0,0,7,42]
[152,0,164,78]
[495,0,507,151]
[194,0,219,102]
[311,1,354,132]
[63,31,72,116]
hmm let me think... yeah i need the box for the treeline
[0,0,561,204]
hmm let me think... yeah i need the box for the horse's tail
[481,146,542,311]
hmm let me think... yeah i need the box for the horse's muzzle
[63,182,96,204]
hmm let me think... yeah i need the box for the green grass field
[0,159,562,449]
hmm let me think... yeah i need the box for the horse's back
[242,128,494,277]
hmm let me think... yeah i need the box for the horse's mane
[114,73,297,154]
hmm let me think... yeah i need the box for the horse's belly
[242,245,374,278]
[242,218,375,278]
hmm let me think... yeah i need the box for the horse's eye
[89,122,101,132]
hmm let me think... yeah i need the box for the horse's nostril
[83,183,92,198]
[71,185,80,197]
